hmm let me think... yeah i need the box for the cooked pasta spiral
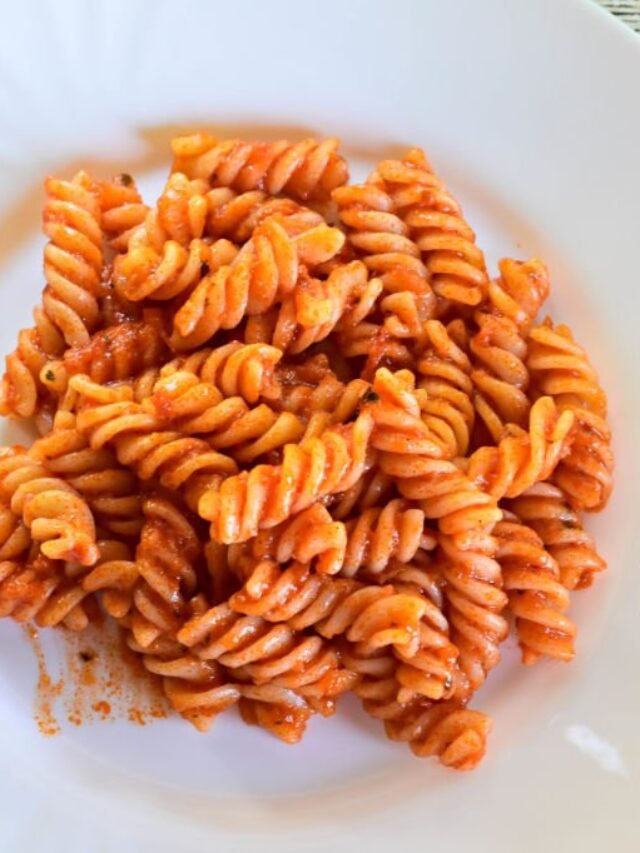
[371,148,488,306]
[231,499,430,580]
[82,539,137,619]
[333,183,427,282]
[343,636,490,767]
[269,261,374,355]
[118,496,201,649]
[230,504,348,577]
[177,597,356,717]
[470,258,550,441]
[0,447,98,565]
[363,369,507,686]
[366,368,502,541]
[417,319,475,457]
[144,641,241,732]
[379,696,492,769]
[31,413,143,538]
[73,387,237,510]
[527,319,613,511]
[495,514,576,664]
[506,482,606,590]
[438,533,508,689]
[171,134,348,201]
[228,560,429,654]
[198,412,374,543]
[337,317,413,370]
[146,370,305,464]
[156,172,211,245]
[341,500,429,578]
[99,173,149,252]
[160,341,283,405]
[465,396,576,501]
[0,172,103,418]
[114,236,233,303]
[170,216,345,350]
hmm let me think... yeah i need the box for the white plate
[1,0,639,850]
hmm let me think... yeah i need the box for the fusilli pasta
[0,133,613,771]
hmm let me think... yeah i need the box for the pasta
[1,172,103,418]
[369,148,488,307]
[470,258,550,442]
[171,134,349,201]
[527,319,613,511]
[0,133,613,772]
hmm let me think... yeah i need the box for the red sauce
[23,622,169,733]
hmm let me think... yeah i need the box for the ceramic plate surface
[0,1,638,850]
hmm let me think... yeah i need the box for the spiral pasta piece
[170,216,345,350]
[198,412,374,543]
[438,533,508,689]
[40,310,168,398]
[144,646,241,732]
[114,235,236,303]
[0,172,103,418]
[228,560,429,655]
[231,499,431,582]
[237,686,314,744]
[73,384,237,510]
[155,172,211,245]
[384,563,462,704]
[177,597,356,727]
[343,639,489,767]
[380,697,492,769]
[341,500,429,578]
[171,134,348,201]
[495,515,576,664]
[119,585,241,733]
[527,319,613,511]
[365,368,502,541]
[227,551,457,706]
[506,483,606,590]
[465,396,576,501]
[371,148,488,306]
[145,370,305,463]
[31,413,143,538]
[470,258,550,441]
[161,342,283,405]
[361,368,507,685]
[118,496,201,649]
[0,446,98,565]
[278,361,370,427]
[417,319,475,457]
[99,173,149,252]
[333,183,427,282]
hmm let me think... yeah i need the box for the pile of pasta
[0,134,612,770]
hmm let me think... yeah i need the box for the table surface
[598,0,640,31]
